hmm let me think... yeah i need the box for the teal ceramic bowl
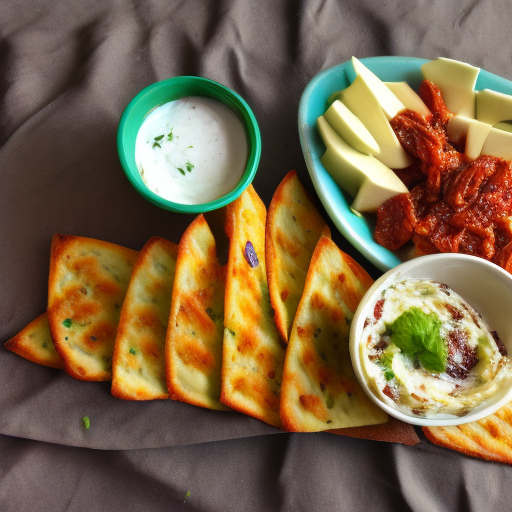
[118,76,261,213]
[298,56,512,272]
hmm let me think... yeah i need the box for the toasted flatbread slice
[423,402,512,464]
[221,186,286,427]
[111,237,178,400]
[4,312,64,369]
[48,234,138,381]
[266,171,330,342]
[166,215,228,410]
[280,236,388,432]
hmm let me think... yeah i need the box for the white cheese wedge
[494,122,512,133]
[323,100,380,156]
[351,176,407,213]
[465,121,492,160]
[476,89,512,125]
[339,75,412,169]
[447,115,473,143]
[317,116,407,212]
[421,57,479,118]
[481,127,512,160]
[385,82,432,118]
[351,57,406,120]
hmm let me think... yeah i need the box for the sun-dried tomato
[445,329,478,380]
[375,82,512,274]
[444,156,498,208]
[374,193,418,251]
[418,79,452,129]
[392,160,425,190]
[493,241,512,272]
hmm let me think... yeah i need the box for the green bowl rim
[117,75,261,214]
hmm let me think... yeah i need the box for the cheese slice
[421,57,479,118]
[481,127,512,160]
[477,89,512,125]
[421,57,480,119]
[317,116,407,212]
[338,75,412,169]
[323,100,380,156]
[465,121,492,160]
[385,81,432,118]
[351,57,405,119]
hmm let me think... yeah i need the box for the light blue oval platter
[298,56,512,272]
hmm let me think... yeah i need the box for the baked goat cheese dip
[360,278,512,418]
[135,96,248,205]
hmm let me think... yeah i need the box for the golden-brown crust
[423,403,512,464]
[4,312,64,369]
[111,236,178,400]
[221,187,286,427]
[165,215,228,410]
[265,171,330,342]
[280,236,387,432]
[47,234,138,381]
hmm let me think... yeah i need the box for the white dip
[135,96,248,205]
[360,278,512,418]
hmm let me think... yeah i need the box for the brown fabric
[1,0,512,510]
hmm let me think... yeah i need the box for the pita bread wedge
[221,186,286,427]
[4,312,64,369]
[166,215,228,410]
[266,171,330,342]
[111,236,178,400]
[48,234,138,381]
[280,236,388,432]
[423,402,512,464]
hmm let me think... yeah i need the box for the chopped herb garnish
[186,161,194,172]
[314,328,321,338]
[62,318,72,328]
[152,142,161,149]
[188,145,193,148]
[167,130,174,141]
[82,416,90,429]
[326,419,332,424]
[387,307,447,373]
[42,342,48,349]
[384,368,395,381]
[177,167,185,176]
[154,134,165,141]
[90,335,98,341]
[227,328,236,337]
[244,241,259,268]
[292,215,296,221]
[129,348,136,355]
[191,331,196,336]
[64,337,68,341]
[183,491,191,504]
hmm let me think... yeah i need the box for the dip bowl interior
[349,253,512,426]
[117,76,261,214]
